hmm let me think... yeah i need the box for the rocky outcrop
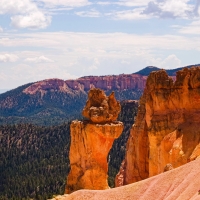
[82,88,121,123]
[77,74,147,91]
[23,74,147,95]
[65,89,123,194]
[23,79,73,95]
[118,67,200,186]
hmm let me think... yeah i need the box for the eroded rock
[163,163,174,172]
[117,67,200,186]
[65,89,123,194]
[82,88,121,123]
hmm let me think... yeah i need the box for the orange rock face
[118,67,200,186]
[65,121,123,194]
[65,89,123,194]
[82,88,121,123]
[23,74,147,95]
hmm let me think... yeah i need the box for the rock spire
[65,88,123,194]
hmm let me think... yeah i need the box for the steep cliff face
[119,67,200,185]
[23,74,147,95]
[65,89,123,194]
[76,74,147,91]
[65,121,123,194]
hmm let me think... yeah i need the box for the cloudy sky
[0,0,200,90]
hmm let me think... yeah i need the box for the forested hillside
[0,83,87,126]
[1,65,197,126]
[0,101,138,200]
[0,123,71,200]
[0,83,141,126]
[134,64,199,76]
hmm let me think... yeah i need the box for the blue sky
[0,0,200,90]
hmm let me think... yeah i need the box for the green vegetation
[108,100,138,187]
[0,98,138,199]
[0,82,141,126]
[134,64,199,76]
[0,123,71,200]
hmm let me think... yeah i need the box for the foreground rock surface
[53,158,200,200]
[119,67,200,185]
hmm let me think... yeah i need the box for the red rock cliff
[23,74,147,95]
[117,67,200,186]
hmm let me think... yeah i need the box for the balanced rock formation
[82,88,121,123]
[65,88,123,194]
[117,67,200,186]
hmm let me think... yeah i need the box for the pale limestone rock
[56,159,200,200]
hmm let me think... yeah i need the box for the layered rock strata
[117,67,200,186]
[65,88,123,194]
[23,74,147,95]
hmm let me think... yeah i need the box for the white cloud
[0,32,200,55]
[24,56,54,63]
[0,31,199,90]
[89,57,100,70]
[146,54,182,69]
[0,72,7,80]
[121,60,130,65]
[0,0,51,29]
[193,0,200,16]
[116,0,152,7]
[97,0,151,7]
[0,54,19,62]
[97,2,111,6]
[75,9,101,17]
[11,12,51,29]
[142,0,193,19]
[38,0,91,7]
[0,26,3,32]
[160,54,181,69]
[110,8,149,20]
[178,20,200,34]
[11,64,77,83]
[98,0,199,20]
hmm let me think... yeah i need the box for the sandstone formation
[53,157,200,200]
[117,67,200,186]
[77,74,147,91]
[82,88,121,123]
[65,89,123,194]
[23,79,71,95]
[23,74,147,95]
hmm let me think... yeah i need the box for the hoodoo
[117,67,200,186]
[65,88,123,194]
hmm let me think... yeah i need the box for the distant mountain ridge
[0,64,199,126]
[134,64,200,76]
[0,89,8,94]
